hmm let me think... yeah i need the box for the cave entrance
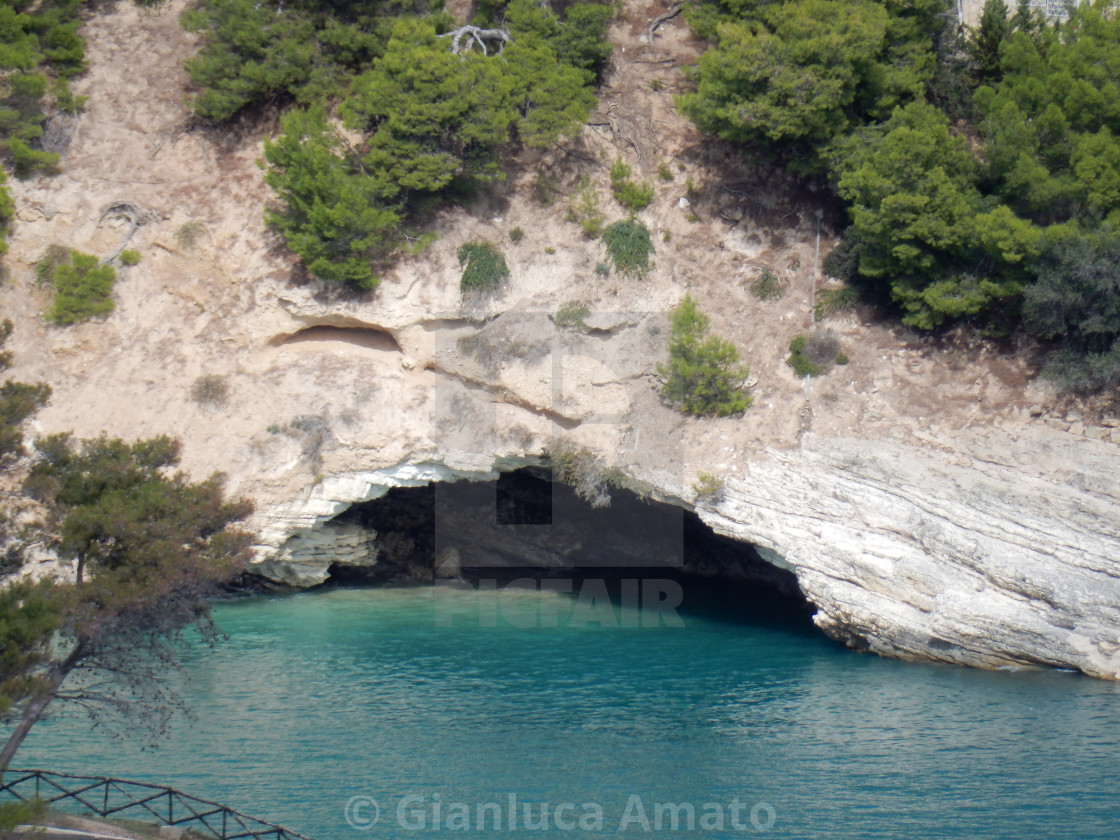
[326,466,812,628]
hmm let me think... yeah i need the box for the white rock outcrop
[255,521,380,588]
[249,425,1120,679]
[701,432,1120,679]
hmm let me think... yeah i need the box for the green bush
[787,346,820,378]
[535,170,558,206]
[658,294,751,416]
[835,351,850,365]
[404,230,439,256]
[44,251,116,325]
[34,244,70,285]
[692,471,723,501]
[555,301,589,330]
[568,176,604,237]
[658,161,674,182]
[610,157,654,211]
[594,261,610,276]
[814,285,859,320]
[458,241,509,294]
[602,218,654,276]
[609,157,632,184]
[614,180,655,211]
[0,173,12,255]
[0,380,51,459]
[119,249,141,266]
[0,72,63,179]
[508,227,525,243]
[0,799,47,834]
[9,138,59,178]
[749,267,783,300]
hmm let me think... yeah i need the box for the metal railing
[0,769,315,840]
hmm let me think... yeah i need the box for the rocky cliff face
[253,419,1120,679]
[2,0,1119,679]
[704,432,1120,679]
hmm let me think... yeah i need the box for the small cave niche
[324,466,812,624]
[270,324,402,353]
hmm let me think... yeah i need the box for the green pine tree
[658,294,751,417]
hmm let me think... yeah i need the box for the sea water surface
[17,583,1120,839]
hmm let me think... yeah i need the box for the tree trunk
[0,645,82,773]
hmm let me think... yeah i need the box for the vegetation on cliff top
[681,0,1120,391]
[188,0,610,290]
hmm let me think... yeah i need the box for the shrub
[609,157,654,211]
[658,161,674,182]
[555,301,589,330]
[658,294,751,416]
[787,331,841,377]
[458,330,549,374]
[288,414,331,465]
[119,249,141,266]
[10,139,60,179]
[568,176,604,238]
[509,227,525,243]
[405,230,439,256]
[0,380,51,459]
[835,352,850,365]
[787,342,820,377]
[692,471,723,502]
[535,171,558,206]
[190,374,229,408]
[549,443,651,509]
[749,267,784,301]
[594,261,610,276]
[602,218,654,276]
[458,241,509,294]
[0,799,47,834]
[814,286,859,320]
[35,244,71,285]
[615,180,655,211]
[803,330,841,367]
[45,251,116,325]
[175,220,206,251]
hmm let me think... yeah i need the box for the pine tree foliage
[0,434,252,767]
[244,0,608,289]
[658,294,752,417]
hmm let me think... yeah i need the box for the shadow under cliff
[321,467,813,629]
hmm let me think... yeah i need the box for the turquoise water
[17,583,1120,839]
